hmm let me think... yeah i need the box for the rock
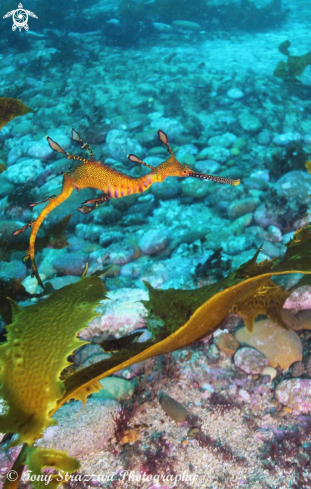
[90,242,137,266]
[261,241,283,258]
[93,377,134,401]
[214,332,240,356]
[257,130,271,146]
[274,170,311,205]
[291,361,306,377]
[233,137,246,150]
[93,205,122,224]
[158,392,187,422]
[175,143,199,158]
[6,158,44,184]
[139,229,170,254]
[80,288,148,340]
[227,88,244,99]
[228,197,259,219]
[229,213,253,235]
[75,344,107,366]
[272,132,303,146]
[48,276,80,290]
[208,132,237,148]
[275,379,311,412]
[12,120,33,137]
[305,355,311,377]
[197,146,230,163]
[0,259,27,281]
[254,203,282,229]
[151,177,181,200]
[149,116,184,142]
[53,252,88,275]
[234,319,302,369]
[234,347,268,374]
[261,366,277,380]
[281,309,303,331]
[239,113,262,132]
[106,129,144,161]
[172,20,201,30]
[181,178,210,199]
[221,234,254,254]
[296,310,311,330]
[28,138,54,160]
[285,286,311,312]
[75,223,105,241]
[194,159,220,174]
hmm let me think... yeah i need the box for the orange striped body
[71,160,158,197]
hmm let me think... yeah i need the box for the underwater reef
[2,5,311,485]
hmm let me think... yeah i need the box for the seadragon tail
[13,174,74,288]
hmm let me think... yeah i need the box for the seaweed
[0,97,34,130]
[274,40,311,85]
[195,248,231,281]
[260,420,311,487]
[270,143,310,180]
[142,432,176,476]
[3,214,311,487]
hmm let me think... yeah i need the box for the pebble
[239,112,262,132]
[6,158,44,184]
[106,129,144,161]
[193,159,220,174]
[261,366,277,380]
[208,132,237,148]
[197,146,230,163]
[139,229,170,254]
[214,332,240,356]
[275,379,311,413]
[93,206,122,225]
[227,88,244,99]
[172,20,201,30]
[158,392,187,422]
[257,130,271,145]
[274,170,311,205]
[234,346,268,374]
[235,319,302,369]
[272,132,303,146]
[90,242,137,266]
[291,361,306,377]
[228,213,253,235]
[53,252,88,275]
[228,197,259,219]
[151,177,181,200]
[296,309,311,329]
[75,223,106,242]
[181,178,210,199]
[92,377,134,401]
[149,116,184,142]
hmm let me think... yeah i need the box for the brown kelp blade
[53,223,311,412]
[0,97,34,130]
[189,171,240,186]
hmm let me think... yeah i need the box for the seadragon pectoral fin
[46,136,67,155]
[128,153,154,170]
[77,194,110,214]
[12,221,34,236]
